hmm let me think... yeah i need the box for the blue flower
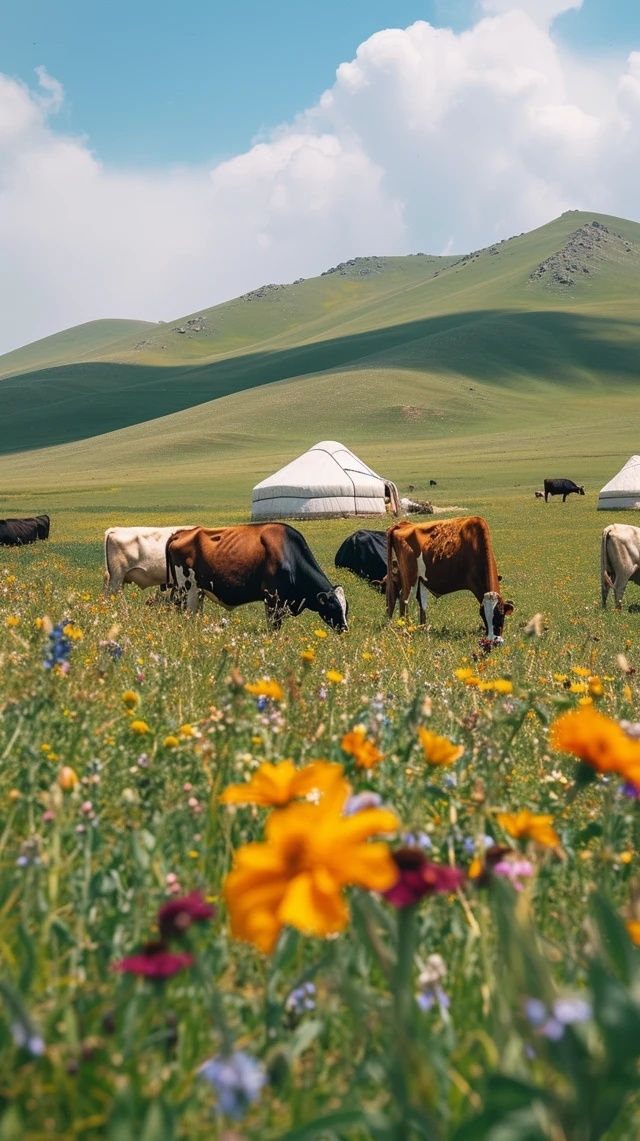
[286,981,316,1016]
[43,621,73,671]
[199,1050,266,1118]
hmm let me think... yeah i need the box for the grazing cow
[386,515,514,639]
[0,515,50,546]
[601,524,640,609]
[430,479,437,487]
[166,523,348,631]
[544,478,585,502]
[104,526,196,596]
[335,530,388,592]
[534,490,544,499]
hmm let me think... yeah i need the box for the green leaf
[278,1108,371,1140]
[288,1017,323,1061]
[590,892,638,986]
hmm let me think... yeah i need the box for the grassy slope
[0,319,157,381]
[0,210,638,518]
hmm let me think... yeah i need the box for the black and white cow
[543,479,585,503]
[0,515,50,545]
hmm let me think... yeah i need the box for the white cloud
[479,0,583,25]
[0,2,638,354]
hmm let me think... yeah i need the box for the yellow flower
[361,651,373,661]
[58,766,79,792]
[626,920,640,946]
[314,629,328,639]
[34,617,44,630]
[5,616,20,628]
[550,706,640,783]
[588,677,604,697]
[417,727,464,766]
[179,723,195,737]
[224,789,398,953]
[245,679,284,702]
[476,677,513,694]
[121,690,140,708]
[163,735,179,749]
[40,743,51,753]
[496,809,560,849]
[568,682,588,694]
[325,670,344,684]
[9,789,21,802]
[301,648,315,664]
[553,673,568,683]
[130,719,150,735]
[341,726,384,770]
[571,666,590,677]
[454,668,476,682]
[221,760,346,808]
[62,623,83,641]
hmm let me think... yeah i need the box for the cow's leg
[562,493,567,502]
[416,580,428,626]
[613,570,633,611]
[482,591,499,639]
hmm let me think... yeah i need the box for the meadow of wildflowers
[1,503,640,1139]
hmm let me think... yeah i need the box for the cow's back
[105,525,194,590]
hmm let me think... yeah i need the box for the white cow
[104,526,195,595]
[601,523,640,609]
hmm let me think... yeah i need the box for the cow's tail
[601,526,614,608]
[386,527,398,618]
[165,532,179,596]
[103,530,112,593]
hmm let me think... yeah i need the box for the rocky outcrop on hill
[322,257,386,277]
[529,221,634,288]
[173,316,209,335]
[240,283,288,302]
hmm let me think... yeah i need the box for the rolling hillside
[0,209,638,516]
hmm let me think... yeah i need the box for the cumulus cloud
[0,3,638,354]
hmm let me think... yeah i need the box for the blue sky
[3,0,638,167]
[0,0,639,351]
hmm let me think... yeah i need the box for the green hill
[0,319,157,381]
[0,209,638,516]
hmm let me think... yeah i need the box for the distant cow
[386,515,514,640]
[335,530,388,592]
[544,479,585,502]
[400,498,434,515]
[429,480,437,487]
[601,524,640,609]
[104,526,195,595]
[166,523,348,631]
[0,515,50,546]
[534,490,544,499]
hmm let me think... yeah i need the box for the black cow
[334,530,388,592]
[429,479,437,487]
[543,479,585,503]
[166,523,349,631]
[0,515,50,546]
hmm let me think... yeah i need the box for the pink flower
[113,941,193,978]
[157,891,215,940]
[383,848,464,908]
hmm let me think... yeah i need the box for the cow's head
[317,585,349,632]
[578,486,585,496]
[480,591,515,640]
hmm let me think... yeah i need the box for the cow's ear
[317,590,328,603]
[503,600,515,615]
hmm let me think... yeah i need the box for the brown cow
[386,515,514,640]
[165,523,348,631]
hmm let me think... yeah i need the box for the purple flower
[157,891,215,940]
[344,791,383,816]
[199,1050,266,1118]
[383,849,464,908]
[285,981,316,1016]
[113,941,193,979]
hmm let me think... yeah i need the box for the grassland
[1,210,640,1138]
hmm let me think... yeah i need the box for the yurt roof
[599,455,640,497]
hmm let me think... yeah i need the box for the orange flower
[417,727,464,766]
[496,809,560,849]
[550,706,640,783]
[224,789,398,953]
[341,726,384,770]
[220,760,346,808]
[58,766,79,792]
[626,919,640,946]
[245,679,284,702]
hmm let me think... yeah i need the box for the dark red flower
[113,940,194,978]
[383,848,465,908]
[157,891,215,940]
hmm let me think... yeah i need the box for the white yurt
[251,440,401,520]
[598,456,640,510]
